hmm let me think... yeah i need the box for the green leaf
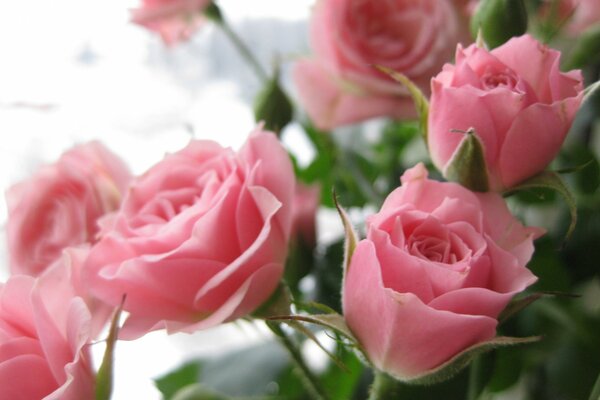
[333,193,359,276]
[564,25,600,69]
[374,65,429,140]
[156,363,202,400]
[506,171,578,240]
[470,0,528,48]
[254,67,294,134]
[444,129,490,192]
[268,313,357,343]
[396,336,540,385]
[95,299,124,400]
[171,384,229,400]
[589,371,600,400]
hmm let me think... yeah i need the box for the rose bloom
[428,34,583,191]
[0,258,95,399]
[83,129,295,338]
[538,0,600,34]
[343,163,540,380]
[293,0,466,130]
[6,141,131,276]
[131,0,211,46]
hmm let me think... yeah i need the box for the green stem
[212,14,269,83]
[589,371,600,400]
[467,356,483,400]
[267,322,329,400]
[368,371,403,400]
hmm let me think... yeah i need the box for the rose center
[408,235,462,264]
[481,68,518,90]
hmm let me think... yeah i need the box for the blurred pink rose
[131,0,212,46]
[566,0,600,34]
[293,0,466,130]
[6,141,131,276]
[291,183,320,247]
[83,129,295,338]
[343,163,539,380]
[428,35,583,191]
[0,258,95,399]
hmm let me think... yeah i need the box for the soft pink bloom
[83,129,295,338]
[343,163,540,380]
[428,35,583,191]
[291,183,320,247]
[0,258,95,399]
[6,141,131,276]
[293,0,466,131]
[131,0,212,46]
[566,0,600,34]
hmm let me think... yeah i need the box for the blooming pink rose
[131,0,211,46]
[293,0,466,130]
[343,163,539,380]
[83,129,295,338]
[428,35,583,191]
[0,258,95,399]
[6,141,131,276]
[291,183,320,247]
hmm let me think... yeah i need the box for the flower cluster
[2,0,598,398]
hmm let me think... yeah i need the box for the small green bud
[253,69,294,135]
[471,0,528,49]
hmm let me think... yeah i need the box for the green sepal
[583,79,600,106]
[395,336,540,385]
[375,65,429,140]
[444,129,490,192]
[333,191,359,275]
[253,67,293,134]
[268,313,357,344]
[470,0,528,48]
[564,25,600,69]
[505,171,577,240]
[498,291,580,324]
[95,298,125,400]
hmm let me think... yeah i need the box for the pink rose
[293,0,466,130]
[131,0,212,46]
[428,35,583,191]
[83,129,295,338]
[0,257,95,399]
[342,163,539,380]
[291,183,320,248]
[6,141,131,276]
[566,0,600,34]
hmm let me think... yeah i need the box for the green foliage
[253,69,293,134]
[443,129,489,192]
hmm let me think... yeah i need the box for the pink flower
[566,0,600,34]
[6,141,131,276]
[131,0,212,46]
[428,35,583,191]
[342,163,539,380]
[83,129,295,338]
[0,257,95,399]
[293,0,466,130]
[291,183,320,247]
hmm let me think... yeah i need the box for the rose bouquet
[2,0,600,399]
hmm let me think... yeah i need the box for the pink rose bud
[343,163,540,380]
[131,0,212,46]
[293,0,467,131]
[291,183,320,248]
[83,129,295,338]
[0,259,95,399]
[428,34,584,191]
[6,141,131,276]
